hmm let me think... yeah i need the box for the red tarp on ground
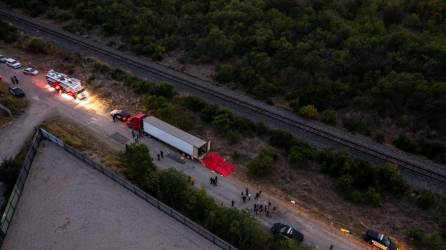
[201,152,236,177]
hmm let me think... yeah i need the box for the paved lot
[1,142,221,250]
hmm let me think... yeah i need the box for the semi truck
[46,70,87,100]
[126,113,210,160]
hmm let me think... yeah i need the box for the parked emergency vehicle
[46,70,87,100]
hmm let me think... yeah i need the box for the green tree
[364,187,381,207]
[150,82,175,99]
[157,168,191,208]
[321,109,337,125]
[215,64,235,83]
[186,188,217,224]
[0,21,18,43]
[298,105,320,120]
[407,228,441,250]
[181,96,207,112]
[393,134,419,154]
[415,190,436,210]
[288,145,313,167]
[143,95,168,112]
[123,143,155,186]
[248,150,275,177]
[268,236,307,250]
[373,132,385,144]
[212,208,267,250]
[27,38,49,54]
[200,25,234,60]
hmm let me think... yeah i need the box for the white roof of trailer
[144,116,207,148]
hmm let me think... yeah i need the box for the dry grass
[0,81,28,126]
[41,118,126,174]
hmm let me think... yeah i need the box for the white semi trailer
[141,116,210,160]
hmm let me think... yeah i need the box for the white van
[6,58,22,69]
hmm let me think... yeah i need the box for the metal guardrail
[0,129,42,246]
[0,128,236,250]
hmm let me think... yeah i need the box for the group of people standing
[10,76,19,85]
[156,150,164,161]
[253,202,276,217]
[131,130,140,143]
[210,176,218,186]
[238,188,276,217]
[241,188,262,202]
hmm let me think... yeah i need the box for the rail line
[1,9,445,186]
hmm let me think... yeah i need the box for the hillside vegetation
[3,0,446,163]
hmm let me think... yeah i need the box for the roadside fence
[0,128,237,250]
[0,128,42,246]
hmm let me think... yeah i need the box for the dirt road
[0,64,368,249]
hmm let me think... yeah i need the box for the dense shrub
[320,109,337,125]
[417,139,446,164]
[181,96,207,112]
[407,228,441,250]
[298,105,320,120]
[319,150,407,205]
[289,98,300,113]
[123,143,155,186]
[248,150,275,177]
[268,129,299,152]
[343,114,370,135]
[373,132,385,144]
[0,20,18,43]
[415,190,436,210]
[215,64,235,84]
[143,95,168,111]
[27,38,49,54]
[393,134,419,153]
[288,144,314,167]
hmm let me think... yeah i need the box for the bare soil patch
[42,118,126,175]
[0,79,28,126]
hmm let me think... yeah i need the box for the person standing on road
[245,188,249,196]
[14,76,18,84]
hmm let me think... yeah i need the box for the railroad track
[1,9,446,186]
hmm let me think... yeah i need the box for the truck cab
[126,113,147,131]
